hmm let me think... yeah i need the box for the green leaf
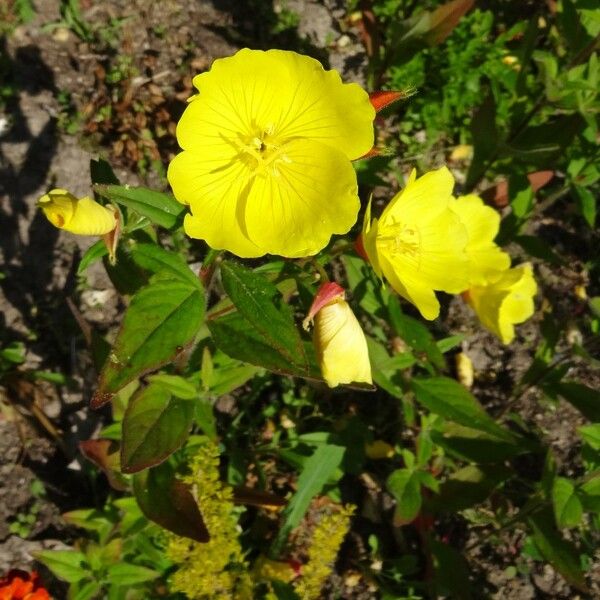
[271,444,345,556]
[70,580,101,600]
[515,235,563,265]
[431,423,525,463]
[92,276,205,407]
[35,550,88,583]
[121,382,195,473]
[430,539,472,600]
[220,261,307,367]
[130,243,199,287]
[466,92,497,189]
[552,477,583,528]
[412,377,515,441]
[94,185,185,229]
[1,341,25,364]
[387,469,422,525]
[429,464,511,513]
[574,185,596,227]
[208,310,319,379]
[132,461,209,543]
[387,296,444,368]
[579,424,600,450]
[78,240,109,275]
[556,381,600,422]
[509,174,534,219]
[147,374,198,399]
[528,508,589,593]
[105,563,160,586]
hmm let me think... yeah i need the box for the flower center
[379,221,421,257]
[237,124,291,176]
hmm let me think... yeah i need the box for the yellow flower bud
[37,188,117,236]
[304,283,372,388]
[365,440,395,459]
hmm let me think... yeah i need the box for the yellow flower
[37,189,117,235]
[464,264,537,344]
[303,282,372,388]
[451,194,510,287]
[362,167,469,320]
[168,48,375,258]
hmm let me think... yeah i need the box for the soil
[0,1,598,598]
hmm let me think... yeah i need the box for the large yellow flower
[168,48,375,258]
[451,194,510,287]
[37,189,117,235]
[465,264,537,344]
[362,167,469,320]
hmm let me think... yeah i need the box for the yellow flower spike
[168,48,375,258]
[37,189,117,236]
[451,194,511,287]
[464,264,537,344]
[304,282,372,388]
[362,167,470,320]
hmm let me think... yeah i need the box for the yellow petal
[466,264,537,344]
[179,48,374,160]
[37,188,76,228]
[380,166,454,225]
[168,149,262,257]
[379,253,441,320]
[243,139,360,257]
[67,197,117,235]
[314,299,372,387]
[452,194,510,286]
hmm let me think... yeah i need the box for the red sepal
[303,282,345,330]
[369,90,406,112]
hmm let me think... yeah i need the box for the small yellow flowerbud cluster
[294,504,355,600]
[166,439,252,599]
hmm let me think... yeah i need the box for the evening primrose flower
[464,264,537,344]
[451,194,510,287]
[362,167,469,320]
[168,48,375,258]
[37,189,117,235]
[303,282,372,388]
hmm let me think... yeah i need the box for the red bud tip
[354,233,369,261]
[356,146,381,160]
[303,282,345,330]
[369,90,406,112]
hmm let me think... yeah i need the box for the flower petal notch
[37,188,117,236]
[168,48,376,258]
[304,282,372,388]
[464,264,537,344]
[362,167,470,320]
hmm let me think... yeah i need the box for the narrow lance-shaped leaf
[270,444,345,556]
[412,376,516,442]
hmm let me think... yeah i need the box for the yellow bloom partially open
[304,283,372,388]
[362,167,469,320]
[451,194,510,287]
[465,264,537,344]
[168,48,375,258]
[37,189,117,235]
